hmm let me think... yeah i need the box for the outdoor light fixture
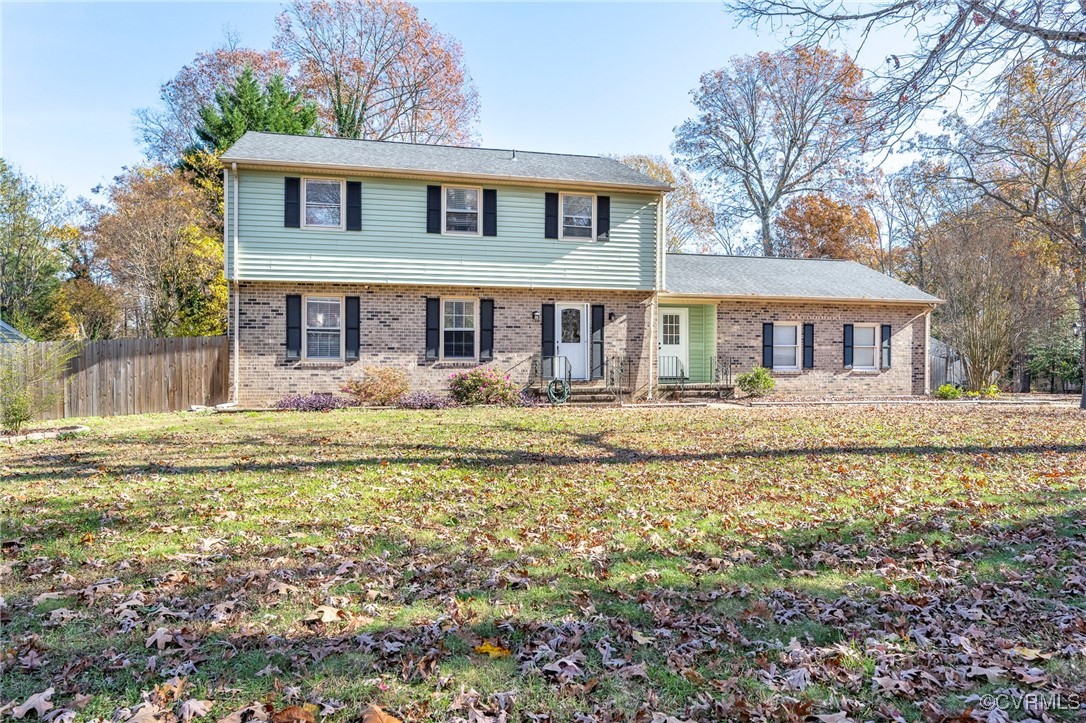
[609,312,616,321]
[1073,321,1082,337]
[532,310,540,321]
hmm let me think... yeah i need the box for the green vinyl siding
[660,303,716,383]
[226,169,659,290]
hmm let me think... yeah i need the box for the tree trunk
[1077,279,1086,410]
[760,214,773,256]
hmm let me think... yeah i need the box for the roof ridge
[241,130,612,162]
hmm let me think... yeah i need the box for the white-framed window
[852,324,879,370]
[442,186,481,235]
[772,322,800,370]
[305,296,342,360]
[559,193,595,240]
[302,178,345,229]
[441,298,477,359]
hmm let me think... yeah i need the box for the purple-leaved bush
[274,393,354,412]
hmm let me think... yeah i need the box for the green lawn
[3,405,1086,722]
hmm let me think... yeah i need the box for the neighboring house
[0,318,30,343]
[220,132,939,405]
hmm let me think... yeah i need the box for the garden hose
[546,379,571,404]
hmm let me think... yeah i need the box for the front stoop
[657,383,736,402]
[528,381,627,405]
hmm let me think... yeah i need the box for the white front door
[555,303,589,380]
[658,308,689,379]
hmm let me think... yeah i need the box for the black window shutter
[541,304,556,357]
[482,189,497,237]
[762,322,774,369]
[881,324,892,369]
[345,296,360,360]
[843,324,854,367]
[590,305,605,379]
[284,177,301,228]
[346,181,362,231]
[597,196,610,239]
[544,193,559,239]
[285,294,302,360]
[426,185,442,233]
[425,298,440,359]
[802,323,814,369]
[480,299,495,361]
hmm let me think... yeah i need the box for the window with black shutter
[284,178,301,228]
[802,323,814,369]
[544,193,559,239]
[479,299,495,360]
[590,305,605,378]
[482,189,497,237]
[285,295,302,360]
[881,324,892,369]
[345,296,360,360]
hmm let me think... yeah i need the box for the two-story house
[221,132,939,405]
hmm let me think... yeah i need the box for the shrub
[274,393,354,412]
[342,366,409,406]
[736,366,775,397]
[448,367,522,406]
[397,391,457,410]
[0,341,79,435]
[935,384,963,400]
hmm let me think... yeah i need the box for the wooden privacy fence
[1,336,230,420]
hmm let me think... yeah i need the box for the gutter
[219,158,674,194]
[657,292,944,306]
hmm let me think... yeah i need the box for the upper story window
[443,186,481,235]
[442,298,477,359]
[851,324,878,370]
[772,322,800,371]
[303,179,344,229]
[560,193,595,240]
[305,296,342,360]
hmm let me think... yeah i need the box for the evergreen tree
[195,68,317,154]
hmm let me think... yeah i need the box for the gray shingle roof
[664,253,941,304]
[0,318,30,343]
[221,132,671,191]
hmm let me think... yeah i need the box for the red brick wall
[230,282,654,406]
[714,299,932,396]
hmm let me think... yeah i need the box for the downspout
[649,192,666,400]
[231,163,240,406]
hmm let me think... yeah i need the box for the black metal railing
[604,355,629,401]
[711,356,739,388]
[538,355,572,386]
[658,355,686,399]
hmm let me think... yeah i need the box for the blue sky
[3,2,802,199]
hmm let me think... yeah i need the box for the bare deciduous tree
[924,59,1086,406]
[613,155,718,252]
[927,201,1067,392]
[135,37,289,164]
[728,0,1086,137]
[273,0,480,143]
[673,46,871,255]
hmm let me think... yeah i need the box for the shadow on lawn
[5,503,1086,718]
[7,423,1086,485]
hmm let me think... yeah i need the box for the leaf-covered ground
[3,405,1086,722]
